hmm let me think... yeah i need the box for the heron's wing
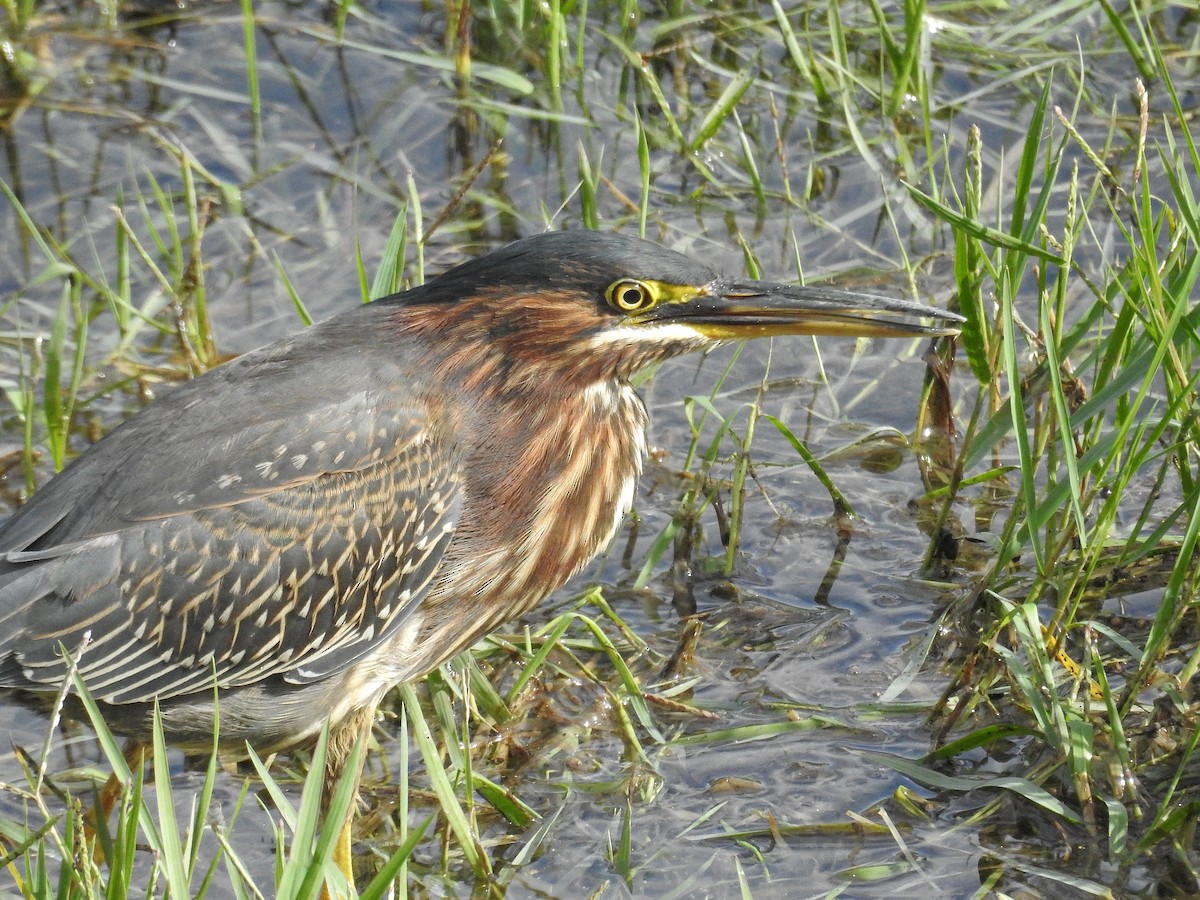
[1,319,444,553]
[0,319,463,702]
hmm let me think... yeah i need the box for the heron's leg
[320,703,376,900]
[87,739,149,862]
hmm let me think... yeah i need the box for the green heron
[0,230,959,890]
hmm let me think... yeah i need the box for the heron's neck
[407,378,648,670]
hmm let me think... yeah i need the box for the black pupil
[621,286,642,307]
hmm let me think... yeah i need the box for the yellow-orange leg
[324,817,355,900]
[320,703,376,900]
[85,740,148,863]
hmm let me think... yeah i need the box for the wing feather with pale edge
[0,314,462,703]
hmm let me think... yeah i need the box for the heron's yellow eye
[606,279,655,312]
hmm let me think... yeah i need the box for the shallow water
[1,1,1185,896]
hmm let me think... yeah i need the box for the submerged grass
[1,0,1200,897]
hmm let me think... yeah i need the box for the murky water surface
[1,2,1186,896]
